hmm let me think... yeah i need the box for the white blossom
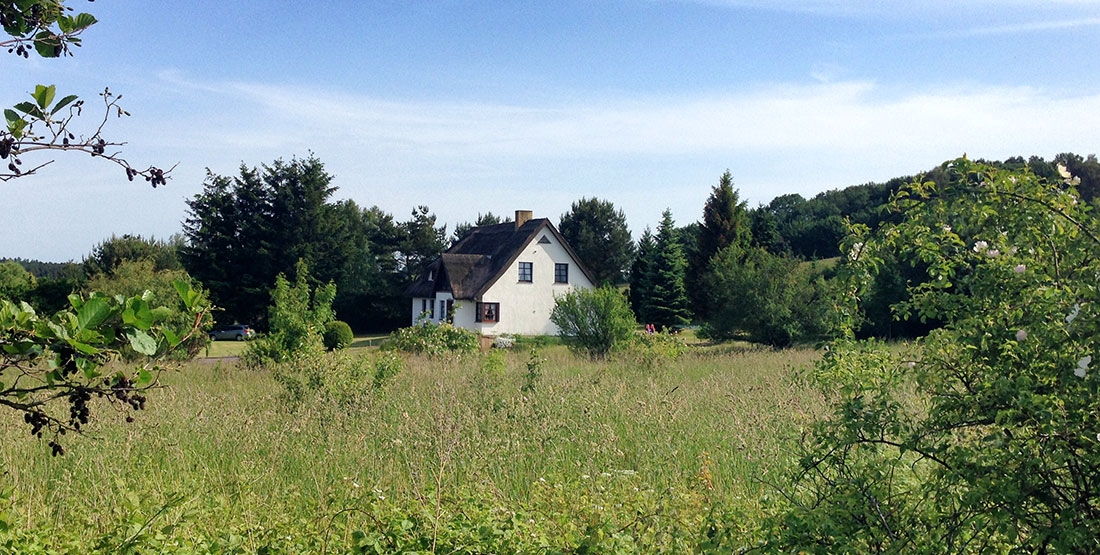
[1013,264,1026,273]
[1075,355,1092,378]
[848,242,864,261]
[1067,304,1081,324]
[1058,164,1072,179]
[973,240,989,253]
[1016,330,1027,341]
[986,249,1000,258]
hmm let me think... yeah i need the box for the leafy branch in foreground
[1,0,173,184]
[764,158,1100,552]
[0,280,211,455]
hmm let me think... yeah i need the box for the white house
[406,210,596,336]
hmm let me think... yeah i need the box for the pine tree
[647,210,692,328]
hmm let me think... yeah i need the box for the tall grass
[0,345,826,551]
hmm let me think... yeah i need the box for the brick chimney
[514,210,533,230]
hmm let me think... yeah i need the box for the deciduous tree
[559,198,634,285]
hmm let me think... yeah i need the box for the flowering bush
[385,321,479,357]
[766,159,1100,551]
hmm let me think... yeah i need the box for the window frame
[554,263,569,284]
[475,302,500,323]
[518,261,533,282]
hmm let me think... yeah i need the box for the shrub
[270,350,405,408]
[766,159,1100,551]
[322,320,354,350]
[629,330,687,368]
[386,322,479,356]
[242,260,335,368]
[550,286,636,359]
[700,246,832,347]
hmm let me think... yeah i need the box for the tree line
[4,152,1098,345]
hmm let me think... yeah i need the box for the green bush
[242,260,335,368]
[385,321,479,356]
[766,159,1100,551]
[551,286,636,359]
[700,246,833,347]
[270,350,405,408]
[629,330,688,368]
[322,320,354,350]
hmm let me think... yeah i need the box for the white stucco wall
[476,231,594,336]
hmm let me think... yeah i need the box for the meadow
[0,345,827,553]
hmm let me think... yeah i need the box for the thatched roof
[405,218,594,300]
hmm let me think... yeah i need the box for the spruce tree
[689,170,750,317]
[628,227,656,323]
[647,210,692,329]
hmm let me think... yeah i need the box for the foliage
[689,170,751,317]
[385,321,479,356]
[452,211,508,244]
[1,1,168,184]
[242,260,336,367]
[322,319,353,350]
[700,246,833,347]
[82,233,181,278]
[0,280,210,454]
[182,156,344,326]
[765,159,1100,551]
[398,204,447,284]
[84,258,211,358]
[646,209,693,328]
[550,286,636,359]
[270,350,404,408]
[628,226,656,322]
[558,197,635,285]
[0,259,36,300]
[629,329,688,368]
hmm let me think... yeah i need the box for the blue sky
[3,0,1100,261]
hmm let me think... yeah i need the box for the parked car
[209,324,256,341]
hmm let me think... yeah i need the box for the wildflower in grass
[1014,264,1026,273]
[906,361,916,368]
[1016,330,1027,341]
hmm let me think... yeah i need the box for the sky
[3,0,1100,262]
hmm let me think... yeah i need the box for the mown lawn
[0,345,826,552]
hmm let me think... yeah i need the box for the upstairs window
[518,262,533,282]
[555,263,569,283]
[475,302,500,323]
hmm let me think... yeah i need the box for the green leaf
[51,94,78,115]
[73,13,98,30]
[122,298,153,330]
[12,101,37,115]
[76,296,111,330]
[174,280,202,311]
[136,368,153,386]
[126,329,157,356]
[3,109,19,124]
[33,33,60,58]
[67,339,99,356]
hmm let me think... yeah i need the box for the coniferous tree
[689,170,750,317]
[628,227,656,323]
[647,209,692,329]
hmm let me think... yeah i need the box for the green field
[0,345,826,552]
